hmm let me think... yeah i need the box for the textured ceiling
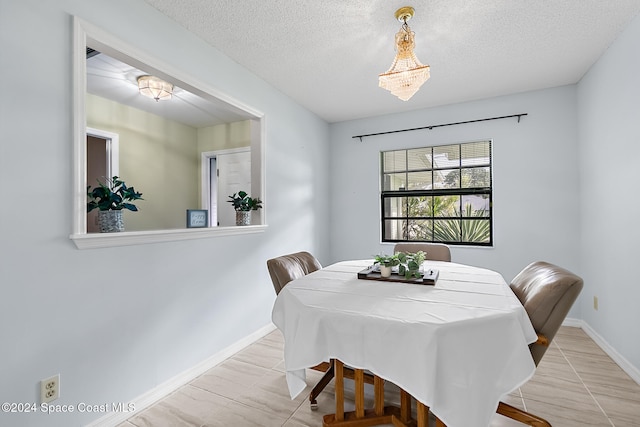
[143,0,640,123]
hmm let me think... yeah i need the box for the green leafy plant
[433,204,491,243]
[397,251,426,279]
[87,176,143,212]
[227,191,263,212]
[373,253,400,267]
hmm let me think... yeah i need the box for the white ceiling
[139,0,640,123]
[87,53,253,128]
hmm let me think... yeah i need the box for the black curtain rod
[352,113,528,141]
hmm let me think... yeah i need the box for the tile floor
[119,326,640,426]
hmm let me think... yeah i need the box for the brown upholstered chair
[393,243,451,262]
[497,261,584,426]
[268,252,375,409]
[267,251,322,295]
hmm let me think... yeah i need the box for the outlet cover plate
[40,374,60,403]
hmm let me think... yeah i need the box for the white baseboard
[86,323,277,427]
[563,317,640,385]
[562,317,582,328]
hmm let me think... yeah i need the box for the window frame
[380,140,493,246]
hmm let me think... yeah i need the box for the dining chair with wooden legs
[267,251,375,409]
[496,261,584,427]
[431,261,583,427]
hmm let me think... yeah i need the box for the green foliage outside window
[381,141,492,246]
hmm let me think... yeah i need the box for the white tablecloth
[271,260,537,427]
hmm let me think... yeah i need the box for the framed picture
[186,209,208,228]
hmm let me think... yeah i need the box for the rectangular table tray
[358,266,439,285]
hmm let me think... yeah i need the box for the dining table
[271,259,538,427]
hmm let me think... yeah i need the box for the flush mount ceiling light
[137,75,173,101]
[379,6,431,101]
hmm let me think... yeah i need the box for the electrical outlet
[593,296,599,311]
[40,374,60,403]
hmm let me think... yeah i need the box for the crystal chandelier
[379,6,430,101]
[137,75,173,102]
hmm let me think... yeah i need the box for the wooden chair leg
[309,360,335,409]
[309,360,376,410]
[497,401,551,427]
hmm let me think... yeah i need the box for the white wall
[577,12,640,372]
[0,1,329,426]
[329,87,581,286]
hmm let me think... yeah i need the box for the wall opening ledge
[70,225,267,249]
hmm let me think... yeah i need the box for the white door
[215,150,251,227]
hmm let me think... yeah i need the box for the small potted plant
[397,251,426,279]
[87,176,143,233]
[227,190,263,226]
[374,253,400,278]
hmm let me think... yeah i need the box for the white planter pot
[380,265,392,278]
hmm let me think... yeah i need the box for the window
[381,140,492,246]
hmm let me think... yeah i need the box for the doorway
[201,148,251,227]
[86,127,119,232]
